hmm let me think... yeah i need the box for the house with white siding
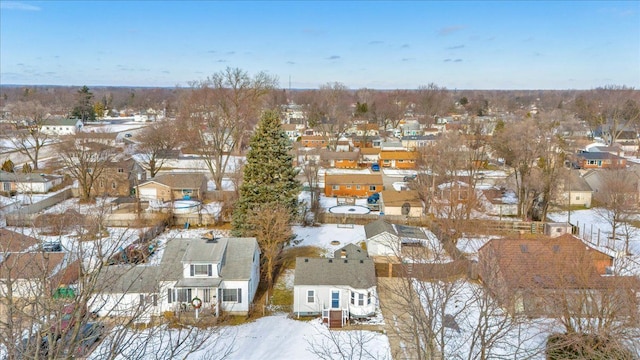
[293,244,376,328]
[90,237,260,321]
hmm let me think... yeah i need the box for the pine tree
[1,159,14,173]
[232,110,301,236]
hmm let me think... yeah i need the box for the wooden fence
[374,260,472,280]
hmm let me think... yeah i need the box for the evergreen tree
[232,110,301,235]
[71,85,96,122]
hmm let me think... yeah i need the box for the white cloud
[0,1,42,11]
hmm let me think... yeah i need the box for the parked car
[403,174,417,182]
[371,164,380,172]
[50,304,87,338]
[15,334,49,359]
[367,193,380,204]
[42,240,62,252]
[71,322,105,356]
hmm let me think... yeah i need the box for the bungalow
[282,124,301,143]
[136,173,207,202]
[324,174,383,198]
[477,234,638,318]
[293,244,377,327]
[379,150,418,169]
[576,152,626,169]
[320,150,360,169]
[40,118,83,136]
[91,237,261,319]
[379,190,423,217]
[0,171,64,194]
[364,219,431,257]
[555,170,593,208]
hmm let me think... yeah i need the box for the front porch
[322,308,349,328]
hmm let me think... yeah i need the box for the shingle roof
[95,265,160,293]
[380,190,422,207]
[221,238,259,280]
[143,173,206,189]
[478,234,614,290]
[294,257,376,289]
[364,219,396,239]
[0,252,66,280]
[379,151,418,160]
[0,229,39,252]
[324,174,383,185]
[333,243,369,260]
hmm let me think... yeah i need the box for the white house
[90,237,260,320]
[293,245,376,327]
[40,118,83,136]
[379,190,424,217]
[364,219,432,257]
[0,171,64,194]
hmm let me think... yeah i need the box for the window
[3,183,10,191]
[307,290,315,303]
[331,290,340,308]
[202,288,211,303]
[367,292,372,305]
[350,291,355,305]
[222,288,242,303]
[369,185,376,191]
[111,181,116,189]
[358,293,365,306]
[332,185,340,190]
[190,264,212,277]
[356,185,361,190]
[117,168,124,173]
[346,185,352,189]
[176,289,192,303]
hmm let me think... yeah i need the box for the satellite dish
[401,202,411,215]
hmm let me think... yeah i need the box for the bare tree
[177,67,277,191]
[594,169,640,254]
[306,82,353,151]
[244,202,293,289]
[56,134,118,202]
[5,100,54,170]
[307,325,391,360]
[135,120,180,178]
[415,83,452,126]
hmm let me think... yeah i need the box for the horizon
[1,1,639,90]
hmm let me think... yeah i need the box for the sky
[1,1,639,90]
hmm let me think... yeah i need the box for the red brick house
[576,152,627,169]
[301,135,328,148]
[324,174,383,198]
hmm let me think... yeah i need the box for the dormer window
[190,264,213,277]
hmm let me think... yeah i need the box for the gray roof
[42,118,81,127]
[96,266,160,293]
[0,171,61,183]
[364,219,396,239]
[333,244,369,260]
[294,257,376,289]
[395,224,428,240]
[183,238,228,263]
[142,173,206,189]
[221,238,260,280]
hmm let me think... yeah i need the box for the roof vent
[360,260,364,264]
[304,258,309,262]
[344,259,348,263]
[520,244,528,253]
[328,259,333,263]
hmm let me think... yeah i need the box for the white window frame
[307,290,315,303]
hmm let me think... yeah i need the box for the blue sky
[1,1,639,89]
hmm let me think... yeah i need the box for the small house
[293,245,377,327]
[379,190,423,217]
[136,173,207,202]
[39,118,83,136]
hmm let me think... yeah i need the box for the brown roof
[144,173,207,189]
[320,150,360,161]
[0,252,66,280]
[360,148,380,155]
[324,174,383,185]
[380,190,422,207]
[0,229,39,252]
[379,150,418,160]
[478,234,614,290]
